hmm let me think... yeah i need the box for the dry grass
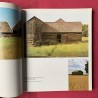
[0,37,22,59]
[27,37,88,57]
[27,42,88,57]
[69,75,88,91]
[82,37,88,41]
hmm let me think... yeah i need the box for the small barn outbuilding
[72,70,83,75]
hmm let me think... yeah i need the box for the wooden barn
[0,22,12,37]
[72,70,83,75]
[0,21,22,37]
[26,16,82,46]
[42,19,82,43]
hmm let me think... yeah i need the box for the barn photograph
[25,9,89,57]
[0,7,22,59]
[68,59,88,91]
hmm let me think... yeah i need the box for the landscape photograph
[0,8,22,59]
[25,9,89,57]
[68,59,88,91]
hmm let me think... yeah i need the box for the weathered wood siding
[42,32,82,43]
[26,19,35,44]
[26,17,43,46]
[0,32,21,37]
[42,33,57,41]
[61,34,67,43]
[67,33,82,42]
[34,19,43,46]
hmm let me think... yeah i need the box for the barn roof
[55,18,66,23]
[26,17,82,33]
[27,16,43,23]
[72,70,83,72]
[0,22,12,33]
[42,21,82,33]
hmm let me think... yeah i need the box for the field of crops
[0,37,22,59]
[27,37,88,57]
[69,75,88,91]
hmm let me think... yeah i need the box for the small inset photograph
[68,59,88,91]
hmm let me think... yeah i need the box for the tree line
[82,24,88,37]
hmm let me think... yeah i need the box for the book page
[23,9,92,91]
[0,2,23,97]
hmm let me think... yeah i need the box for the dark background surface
[0,0,97,98]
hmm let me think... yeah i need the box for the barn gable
[55,18,66,23]
[0,22,12,33]
[26,16,44,45]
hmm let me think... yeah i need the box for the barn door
[61,34,67,43]
[57,34,61,43]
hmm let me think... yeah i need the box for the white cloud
[68,59,88,74]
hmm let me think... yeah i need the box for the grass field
[69,75,88,91]
[0,37,22,59]
[82,37,88,41]
[27,37,88,57]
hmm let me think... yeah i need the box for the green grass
[82,37,88,41]
[0,37,22,59]
[27,38,88,57]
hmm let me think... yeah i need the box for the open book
[0,2,92,97]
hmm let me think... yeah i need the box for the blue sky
[68,59,88,74]
[0,8,21,28]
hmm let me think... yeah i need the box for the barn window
[57,34,61,43]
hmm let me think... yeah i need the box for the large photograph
[24,9,90,57]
